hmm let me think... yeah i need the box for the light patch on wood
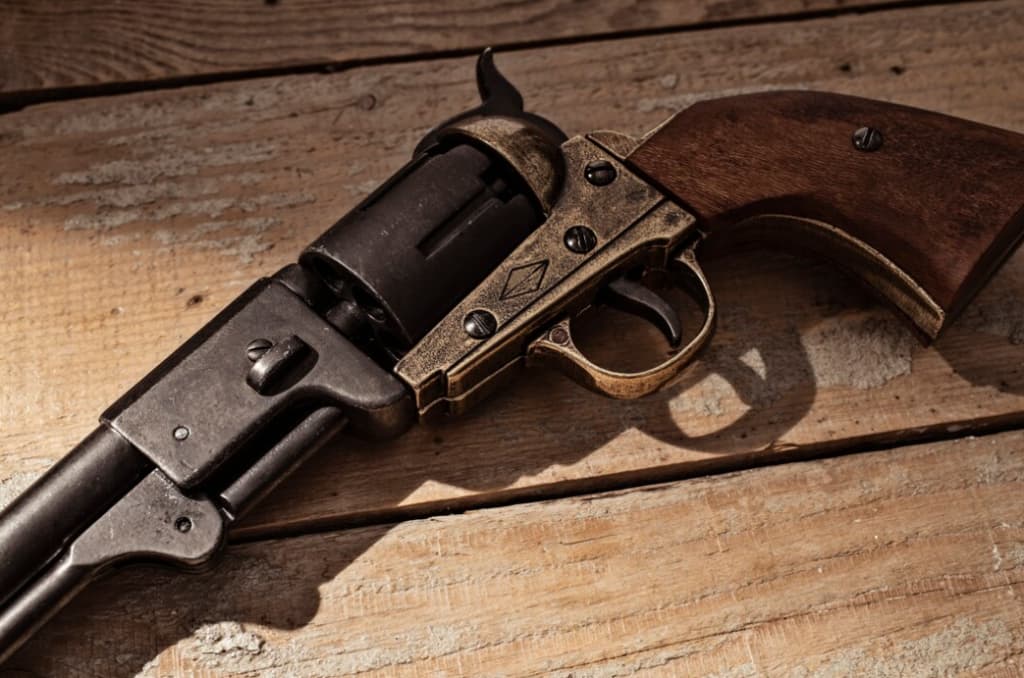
[636,83,811,115]
[802,311,914,389]
[668,372,733,417]
[790,617,1019,677]
[53,141,278,186]
[153,217,282,264]
[187,622,266,668]
[0,470,42,511]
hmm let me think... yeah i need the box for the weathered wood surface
[1,0,1023,538]
[0,0,895,100]
[9,429,1024,676]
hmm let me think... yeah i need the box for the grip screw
[463,310,498,339]
[585,160,617,186]
[173,426,190,442]
[852,127,883,152]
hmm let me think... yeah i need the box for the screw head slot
[585,160,617,186]
[463,310,498,339]
[246,338,273,362]
[564,226,598,254]
[852,127,883,152]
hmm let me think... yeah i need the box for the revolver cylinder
[301,121,564,354]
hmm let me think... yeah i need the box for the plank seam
[231,410,1024,545]
[0,0,990,115]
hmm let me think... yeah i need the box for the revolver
[1,50,1023,662]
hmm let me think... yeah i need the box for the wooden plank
[0,0,897,100]
[1,1,1024,536]
[9,428,1024,675]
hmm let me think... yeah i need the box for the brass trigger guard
[528,246,716,399]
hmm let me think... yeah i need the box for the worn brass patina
[439,116,565,215]
[394,134,710,417]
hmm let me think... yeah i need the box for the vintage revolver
[1,50,1023,662]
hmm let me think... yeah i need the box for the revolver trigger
[601,276,683,347]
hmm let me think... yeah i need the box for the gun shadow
[932,248,1024,399]
[11,249,1024,676]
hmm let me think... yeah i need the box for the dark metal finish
[0,50,569,664]
[104,279,414,488]
[324,299,368,338]
[463,309,498,339]
[245,335,313,394]
[584,160,617,186]
[415,48,566,155]
[602,276,683,346]
[0,470,225,664]
[301,51,566,354]
[564,226,598,254]
[0,427,150,609]
[219,406,348,518]
[271,263,334,310]
[245,338,273,362]
[301,143,543,351]
[853,126,884,151]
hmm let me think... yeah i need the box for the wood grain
[0,0,895,100]
[628,91,1024,335]
[8,429,1024,676]
[1,1,1024,540]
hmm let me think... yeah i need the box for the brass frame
[395,134,708,418]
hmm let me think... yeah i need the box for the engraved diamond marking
[500,260,549,300]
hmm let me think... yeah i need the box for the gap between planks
[231,413,1024,545]
[0,0,984,113]
[8,426,1024,676]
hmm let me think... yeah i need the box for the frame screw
[564,226,598,254]
[852,127,883,152]
[585,160,617,186]
[175,516,193,533]
[246,338,273,362]
[173,426,190,442]
[463,309,497,339]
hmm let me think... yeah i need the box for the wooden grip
[627,91,1024,340]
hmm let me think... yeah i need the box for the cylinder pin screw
[175,517,192,533]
